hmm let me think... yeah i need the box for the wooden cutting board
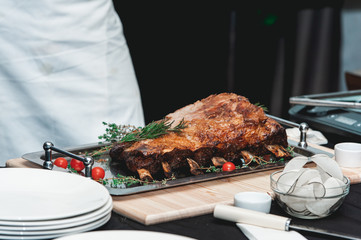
[6,142,361,225]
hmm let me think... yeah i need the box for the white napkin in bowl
[236,223,307,240]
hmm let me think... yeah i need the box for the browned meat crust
[109,93,289,179]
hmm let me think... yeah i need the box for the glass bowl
[270,170,350,219]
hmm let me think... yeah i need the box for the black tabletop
[96,183,361,240]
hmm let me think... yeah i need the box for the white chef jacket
[0,0,145,164]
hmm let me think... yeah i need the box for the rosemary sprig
[120,119,187,143]
[254,102,268,112]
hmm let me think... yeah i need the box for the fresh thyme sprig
[120,119,187,143]
[98,123,138,143]
[286,146,295,157]
[199,165,242,173]
[99,173,176,187]
[244,156,283,166]
[84,145,113,158]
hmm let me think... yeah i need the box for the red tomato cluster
[53,157,105,181]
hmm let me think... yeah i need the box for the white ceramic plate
[0,197,112,231]
[0,213,111,237]
[55,230,196,240]
[0,168,110,221]
[0,213,111,240]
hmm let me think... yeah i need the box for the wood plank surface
[5,141,361,225]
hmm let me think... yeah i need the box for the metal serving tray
[22,139,332,196]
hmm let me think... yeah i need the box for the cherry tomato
[70,158,85,172]
[92,167,105,180]
[222,162,236,172]
[54,157,68,169]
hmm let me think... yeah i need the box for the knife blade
[213,205,361,240]
[290,224,361,240]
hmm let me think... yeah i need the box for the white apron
[0,0,145,164]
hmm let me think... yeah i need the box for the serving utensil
[214,205,361,240]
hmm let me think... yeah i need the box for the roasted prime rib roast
[109,93,291,181]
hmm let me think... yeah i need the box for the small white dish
[234,192,271,213]
[335,142,361,168]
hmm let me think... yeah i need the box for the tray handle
[42,142,94,178]
[266,114,309,148]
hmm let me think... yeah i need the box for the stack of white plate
[0,168,112,240]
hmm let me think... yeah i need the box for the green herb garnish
[120,119,187,143]
[254,102,268,112]
[98,123,137,143]
[100,173,176,187]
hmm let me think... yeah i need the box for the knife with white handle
[213,205,361,240]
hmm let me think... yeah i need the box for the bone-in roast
[109,93,290,181]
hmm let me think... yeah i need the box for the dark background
[103,3,359,239]
[113,1,343,123]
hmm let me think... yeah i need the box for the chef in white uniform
[0,0,145,165]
